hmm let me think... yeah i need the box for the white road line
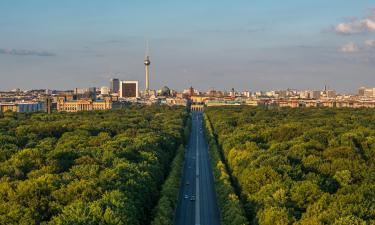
[195,115,200,225]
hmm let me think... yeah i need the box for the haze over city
[1,0,375,92]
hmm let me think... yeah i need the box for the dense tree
[204,114,249,225]
[205,106,375,224]
[0,106,189,224]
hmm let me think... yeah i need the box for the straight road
[175,111,220,225]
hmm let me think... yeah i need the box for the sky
[0,0,375,93]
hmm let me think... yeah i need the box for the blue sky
[0,0,375,93]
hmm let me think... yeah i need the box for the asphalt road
[175,111,220,225]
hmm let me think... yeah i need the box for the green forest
[205,106,375,225]
[0,106,189,225]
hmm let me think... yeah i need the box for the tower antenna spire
[145,40,149,58]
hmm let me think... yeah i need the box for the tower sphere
[144,56,151,66]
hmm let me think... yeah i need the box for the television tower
[144,41,151,95]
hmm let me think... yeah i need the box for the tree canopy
[0,106,189,225]
[205,106,375,224]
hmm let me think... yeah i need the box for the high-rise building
[120,81,139,98]
[110,78,120,94]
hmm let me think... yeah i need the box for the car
[184,195,189,199]
[186,181,190,185]
[190,196,196,201]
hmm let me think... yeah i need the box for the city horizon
[1,1,375,93]
[0,84,367,96]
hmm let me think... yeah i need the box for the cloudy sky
[0,0,375,93]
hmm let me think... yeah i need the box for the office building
[110,78,120,94]
[120,81,139,98]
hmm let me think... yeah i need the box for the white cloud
[340,42,359,53]
[335,17,375,34]
[363,19,375,30]
[334,8,375,34]
[335,23,357,34]
[365,39,375,47]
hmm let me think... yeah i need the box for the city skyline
[1,1,375,92]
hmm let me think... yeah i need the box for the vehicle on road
[190,195,196,201]
[184,195,189,199]
[186,181,190,185]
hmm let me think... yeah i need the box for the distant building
[183,87,199,96]
[358,87,375,98]
[326,90,336,98]
[241,91,251,98]
[299,91,310,99]
[44,97,53,114]
[101,86,110,95]
[245,99,259,106]
[310,91,321,100]
[0,103,17,112]
[120,81,139,98]
[57,97,112,112]
[159,86,171,96]
[364,89,374,98]
[277,90,287,99]
[190,96,210,104]
[110,78,120,94]
[206,99,242,107]
[165,98,188,106]
[74,87,96,100]
[229,88,236,98]
[0,102,45,113]
[266,91,275,97]
[359,87,366,96]
[18,102,45,113]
